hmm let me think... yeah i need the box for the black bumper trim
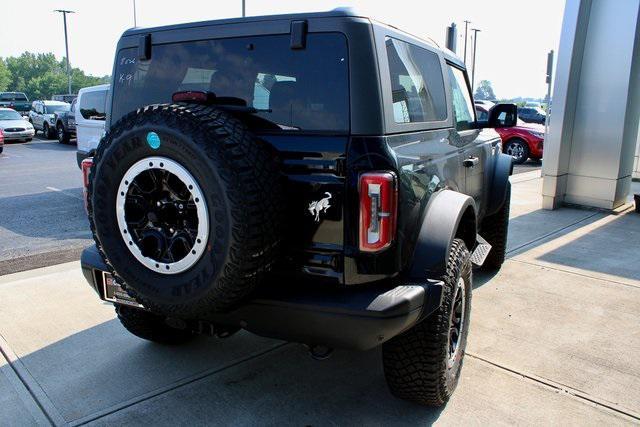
[80,245,443,350]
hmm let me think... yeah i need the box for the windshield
[0,110,23,120]
[112,33,349,132]
[44,104,70,114]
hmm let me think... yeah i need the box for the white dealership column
[542,0,640,210]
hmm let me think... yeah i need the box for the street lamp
[471,28,481,90]
[133,0,137,26]
[463,20,471,64]
[54,9,75,95]
[242,0,246,17]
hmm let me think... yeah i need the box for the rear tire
[116,305,195,344]
[481,183,510,270]
[57,124,70,144]
[43,123,55,139]
[382,238,472,406]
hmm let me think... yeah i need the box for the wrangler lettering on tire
[88,104,283,317]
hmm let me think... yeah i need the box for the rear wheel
[382,238,472,406]
[43,122,55,139]
[57,124,70,143]
[116,305,195,344]
[505,138,530,164]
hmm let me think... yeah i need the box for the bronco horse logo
[308,192,332,222]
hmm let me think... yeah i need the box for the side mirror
[486,103,517,128]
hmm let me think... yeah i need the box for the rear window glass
[112,33,349,132]
[385,38,447,124]
[80,91,107,120]
[1,93,28,101]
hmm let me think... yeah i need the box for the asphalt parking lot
[0,135,92,275]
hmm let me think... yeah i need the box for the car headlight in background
[528,130,545,139]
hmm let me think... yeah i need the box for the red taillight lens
[359,171,398,252]
[172,91,212,103]
[81,158,93,212]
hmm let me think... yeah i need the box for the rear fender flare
[406,190,476,281]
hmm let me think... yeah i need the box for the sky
[0,0,566,99]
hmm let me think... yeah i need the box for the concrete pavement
[0,170,639,425]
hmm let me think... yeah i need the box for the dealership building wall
[542,0,640,209]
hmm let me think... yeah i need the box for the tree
[0,59,10,91]
[474,80,496,101]
[2,52,109,99]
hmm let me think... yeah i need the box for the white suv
[76,84,109,167]
[29,100,70,139]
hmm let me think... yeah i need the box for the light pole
[54,9,75,95]
[471,28,481,90]
[242,0,245,17]
[133,0,137,26]
[463,20,471,64]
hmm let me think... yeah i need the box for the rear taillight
[359,171,398,252]
[81,158,93,212]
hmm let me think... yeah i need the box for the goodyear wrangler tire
[88,104,283,317]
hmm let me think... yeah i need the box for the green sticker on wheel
[147,132,160,149]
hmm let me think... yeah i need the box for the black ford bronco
[81,9,516,406]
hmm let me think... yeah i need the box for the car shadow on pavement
[7,319,445,425]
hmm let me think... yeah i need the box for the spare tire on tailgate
[88,104,283,317]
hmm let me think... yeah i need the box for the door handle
[463,157,479,168]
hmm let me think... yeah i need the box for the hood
[0,118,32,129]
[516,122,545,132]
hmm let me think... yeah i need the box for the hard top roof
[120,7,465,67]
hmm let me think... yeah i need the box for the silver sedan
[0,107,35,142]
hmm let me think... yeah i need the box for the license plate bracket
[102,272,144,309]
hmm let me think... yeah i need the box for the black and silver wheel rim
[447,277,466,367]
[116,156,209,275]
[506,142,525,162]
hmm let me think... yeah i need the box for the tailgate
[260,134,347,283]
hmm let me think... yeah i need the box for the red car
[0,128,4,154]
[476,105,544,164]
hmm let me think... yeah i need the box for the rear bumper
[81,245,443,350]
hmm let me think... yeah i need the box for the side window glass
[385,37,447,123]
[447,65,475,131]
[80,91,107,121]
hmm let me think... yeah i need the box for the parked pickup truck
[81,8,516,407]
[0,92,30,115]
[55,98,77,143]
